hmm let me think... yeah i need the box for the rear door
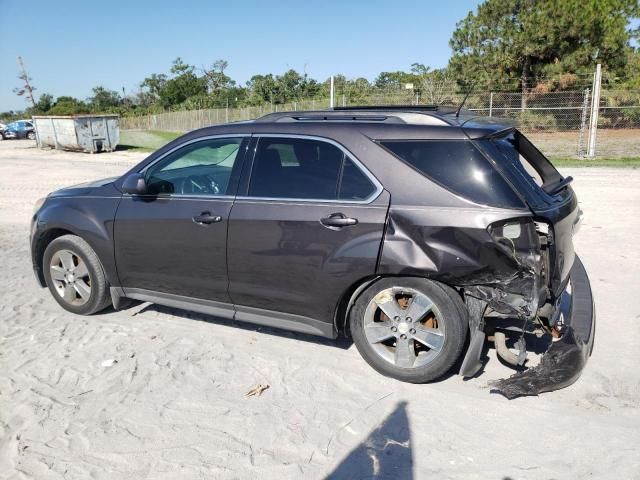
[114,135,248,303]
[227,135,389,335]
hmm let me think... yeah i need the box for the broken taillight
[488,218,540,251]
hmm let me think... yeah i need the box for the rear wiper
[548,176,573,195]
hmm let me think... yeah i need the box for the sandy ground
[0,140,639,479]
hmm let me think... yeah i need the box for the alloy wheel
[363,287,445,369]
[49,249,92,306]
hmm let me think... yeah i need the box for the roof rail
[255,109,452,126]
[333,105,439,111]
[333,104,460,115]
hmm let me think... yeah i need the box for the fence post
[587,63,602,158]
[489,92,494,117]
[577,88,590,158]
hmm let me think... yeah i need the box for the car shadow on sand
[122,302,354,350]
[326,401,413,479]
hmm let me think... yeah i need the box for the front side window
[145,137,243,196]
[249,137,377,201]
[380,140,524,208]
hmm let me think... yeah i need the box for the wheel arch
[333,274,466,337]
[33,197,120,288]
[33,227,76,287]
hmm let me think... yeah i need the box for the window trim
[237,134,383,204]
[133,134,250,200]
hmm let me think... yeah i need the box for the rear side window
[380,140,524,208]
[487,131,563,193]
[338,158,376,201]
[249,137,377,201]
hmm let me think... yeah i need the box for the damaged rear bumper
[491,256,595,399]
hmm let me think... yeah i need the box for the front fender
[32,195,121,286]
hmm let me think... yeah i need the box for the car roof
[188,106,514,140]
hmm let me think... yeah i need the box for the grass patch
[119,130,182,151]
[550,157,640,168]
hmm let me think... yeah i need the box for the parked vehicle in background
[29,105,595,398]
[2,120,36,140]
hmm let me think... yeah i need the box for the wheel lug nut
[391,326,397,332]
[394,316,400,321]
[406,317,412,323]
[410,328,416,334]
[400,334,407,339]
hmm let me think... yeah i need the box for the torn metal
[378,210,545,321]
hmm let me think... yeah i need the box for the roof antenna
[456,81,476,118]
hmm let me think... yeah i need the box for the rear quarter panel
[377,205,533,285]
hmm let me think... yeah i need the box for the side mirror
[121,173,148,195]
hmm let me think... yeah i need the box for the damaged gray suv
[30,106,595,398]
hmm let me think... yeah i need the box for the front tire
[350,277,468,383]
[27,131,36,140]
[43,235,111,315]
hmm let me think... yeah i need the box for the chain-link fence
[121,80,640,159]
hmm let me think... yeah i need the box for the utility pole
[15,56,36,108]
[330,75,335,109]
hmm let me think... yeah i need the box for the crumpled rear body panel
[377,206,541,318]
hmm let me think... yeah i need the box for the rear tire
[27,131,36,140]
[350,277,467,383]
[43,235,111,315]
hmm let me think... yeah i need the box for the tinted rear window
[380,140,524,208]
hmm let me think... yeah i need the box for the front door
[227,135,389,333]
[114,136,248,302]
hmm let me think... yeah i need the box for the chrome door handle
[193,211,222,225]
[320,213,358,228]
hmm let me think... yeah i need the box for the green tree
[47,96,89,115]
[620,49,640,88]
[411,64,455,104]
[374,70,420,89]
[449,0,640,103]
[246,74,279,105]
[88,86,121,111]
[26,93,54,114]
[140,73,168,100]
[203,59,235,92]
[156,58,207,109]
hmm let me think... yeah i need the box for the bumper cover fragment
[490,256,595,399]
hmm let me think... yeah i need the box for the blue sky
[0,0,483,111]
